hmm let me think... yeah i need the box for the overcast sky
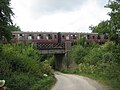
[11,0,110,32]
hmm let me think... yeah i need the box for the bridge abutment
[54,42,72,70]
[54,54,65,70]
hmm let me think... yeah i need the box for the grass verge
[62,69,120,90]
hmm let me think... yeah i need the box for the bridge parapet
[36,42,65,54]
[37,43,65,50]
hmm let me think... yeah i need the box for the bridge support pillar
[54,54,65,70]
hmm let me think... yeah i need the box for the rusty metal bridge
[36,42,72,54]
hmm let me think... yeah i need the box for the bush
[8,73,37,90]
[0,43,54,89]
[69,45,89,64]
[30,76,55,90]
[66,41,120,90]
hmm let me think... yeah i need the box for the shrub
[0,43,54,89]
[66,41,120,90]
[30,76,55,90]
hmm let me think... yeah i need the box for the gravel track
[52,72,106,90]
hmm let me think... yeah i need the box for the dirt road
[52,72,106,90]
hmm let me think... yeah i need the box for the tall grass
[0,43,55,90]
[63,42,120,90]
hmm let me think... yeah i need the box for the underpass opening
[54,53,65,70]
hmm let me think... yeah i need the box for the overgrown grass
[0,43,55,90]
[62,68,119,90]
[30,75,56,90]
[62,42,120,90]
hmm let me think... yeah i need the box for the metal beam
[39,49,65,54]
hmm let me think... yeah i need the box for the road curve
[52,72,105,90]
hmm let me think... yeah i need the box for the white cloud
[11,0,110,33]
[31,0,84,12]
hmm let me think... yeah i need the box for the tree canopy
[90,0,120,44]
[0,0,18,42]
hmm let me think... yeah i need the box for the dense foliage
[0,0,21,42]
[90,0,120,44]
[64,42,120,90]
[0,43,55,90]
[0,0,13,41]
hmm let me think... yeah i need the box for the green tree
[89,20,110,34]
[90,0,120,44]
[0,0,14,42]
[77,35,87,46]
[8,24,21,31]
[106,0,120,44]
